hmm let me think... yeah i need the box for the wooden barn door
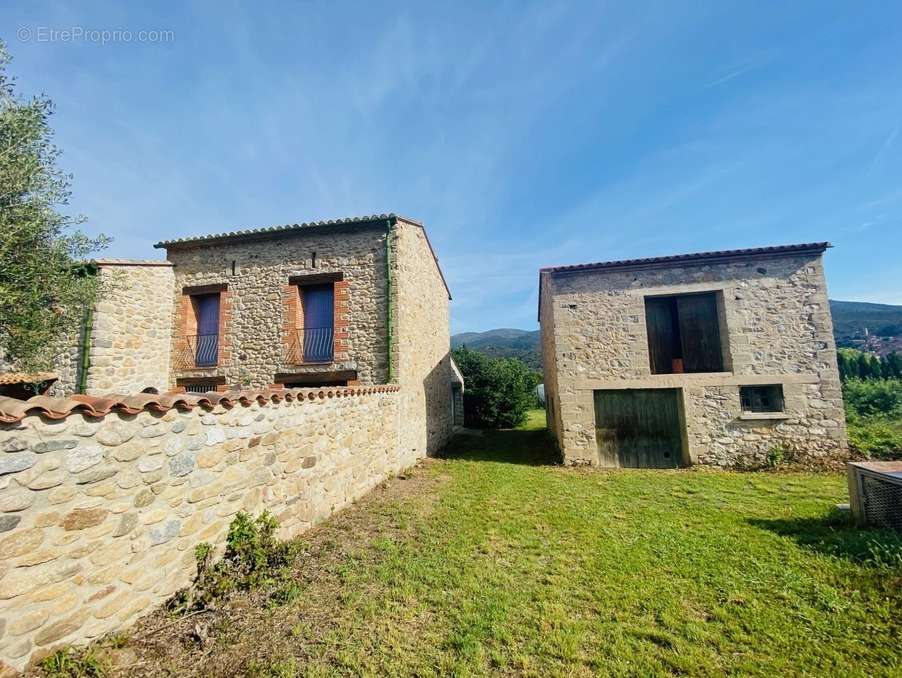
[594,389,682,468]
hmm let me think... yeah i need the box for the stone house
[50,213,457,457]
[0,213,459,668]
[539,242,848,468]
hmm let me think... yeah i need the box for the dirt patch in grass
[85,461,448,677]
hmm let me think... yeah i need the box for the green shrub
[453,346,541,428]
[39,647,106,677]
[838,349,902,381]
[843,378,902,418]
[766,446,786,468]
[171,511,300,614]
[847,413,902,460]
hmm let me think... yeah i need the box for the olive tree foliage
[0,40,109,373]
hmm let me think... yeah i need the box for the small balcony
[176,334,220,370]
[284,327,334,365]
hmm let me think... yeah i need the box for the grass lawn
[89,410,901,677]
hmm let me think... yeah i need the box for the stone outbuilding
[539,242,848,468]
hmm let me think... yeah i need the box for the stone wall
[539,272,563,449]
[84,262,175,395]
[164,228,389,389]
[393,220,454,458]
[540,251,847,466]
[0,386,401,671]
[18,261,174,399]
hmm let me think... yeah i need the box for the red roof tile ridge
[0,385,400,424]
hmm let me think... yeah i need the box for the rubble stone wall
[165,229,389,389]
[540,252,847,466]
[0,387,400,671]
[83,263,175,395]
[392,220,454,458]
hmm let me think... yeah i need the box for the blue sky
[3,2,901,333]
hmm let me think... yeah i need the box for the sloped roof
[153,213,451,299]
[540,242,831,275]
[153,213,408,248]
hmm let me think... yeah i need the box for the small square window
[740,385,784,413]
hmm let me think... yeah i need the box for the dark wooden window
[645,292,724,374]
[740,385,784,412]
[274,370,357,387]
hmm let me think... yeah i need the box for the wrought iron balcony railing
[176,334,220,370]
[284,327,334,365]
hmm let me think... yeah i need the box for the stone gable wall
[28,263,174,399]
[165,228,390,389]
[540,252,847,466]
[539,272,563,450]
[393,221,454,458]
[0,388,400,671]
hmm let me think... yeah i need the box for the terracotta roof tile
[153,214,401,248]
[0,386,401,424]
[0,372,57,385]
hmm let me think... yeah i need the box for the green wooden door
[594,389,683,468]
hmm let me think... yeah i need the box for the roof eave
[542,242,831,277]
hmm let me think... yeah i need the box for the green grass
[107,410,902,677]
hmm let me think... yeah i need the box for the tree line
[837,348,902,381]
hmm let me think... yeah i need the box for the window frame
[644,291,728,375]
[739,384,785,413]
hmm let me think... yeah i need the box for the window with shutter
[192,293,220,367]
[645,292,725,374]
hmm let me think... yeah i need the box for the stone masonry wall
[85,263,174,396]
[541,252,847,467]
[165,228,389,389]
[46,262,174,398]
[539,272,563,449]
[0,387,400,672]
[393,220,454,458]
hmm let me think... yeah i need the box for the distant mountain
[451,328,542,370]
[452,300,902,368]
[830,300,902,356]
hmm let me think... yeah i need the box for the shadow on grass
[441,427,561,466]
[749,510,902,567]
